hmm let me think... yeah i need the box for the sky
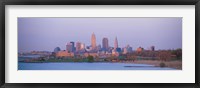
[18,17,182,52]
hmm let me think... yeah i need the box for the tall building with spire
[114,37,118,50]
[91,32,96,50]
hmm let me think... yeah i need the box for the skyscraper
[123,45,132,54]
[102,37,109,50]
[76,42,81,52]
[91,32,96,50]
[66,43,73,52]
[80,43,85,50]
[114,37,118,50]
[70,41,75,52]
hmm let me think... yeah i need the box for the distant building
[123,45,132,54]
[114,37,118,50]
[151,46,155,51]
[70,41,75,52]
[84,52,98,58]
[116,48,121,53]
[91,32,96,50]
[54,47,61,53]
[126,45,132,52]
[86,46,92,52]
[123,48,128,54]
[107,47,113,53]
[66,43,73,52]
[76,42,82,52]
[136,47,144,52]
[80,43,85,50]
[56,50,74,57]
[102,38,109,51]
[112,50,119,56]
[97,44,101,51]
[30,51,52,56]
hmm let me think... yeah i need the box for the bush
[160,62,166,67]
[87,56,94,62]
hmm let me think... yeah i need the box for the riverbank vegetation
[133,60,182,69]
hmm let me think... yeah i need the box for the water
[18,62,176,70]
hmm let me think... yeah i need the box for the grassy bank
[19,57,182,70]
[133,60,182,70]
[19,57,95,63]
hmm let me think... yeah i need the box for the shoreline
[132,60,182,70]
[19,60,181,69]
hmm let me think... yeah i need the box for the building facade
[114,37,118,50]
[136,47,144,52]
[91,32,96,50]
[151,46,155,51]
[70,41,75,52]
[102,37,109,51]
[54,47,61,53]
[76,42,82,52]
[56,50,74,57]
[66,43,73,52]
[80,43,85,50]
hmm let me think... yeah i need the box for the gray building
[70,41,75,52]
[66,43,73,52]
[102,37,109,51]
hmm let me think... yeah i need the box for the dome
[54,47,61,53]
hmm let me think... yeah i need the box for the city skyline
[18,17,182,52]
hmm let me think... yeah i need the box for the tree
[158,51,171,61]
[87,55,94,62]
[175,49,182,60]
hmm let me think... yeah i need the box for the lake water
[18,62,176,70]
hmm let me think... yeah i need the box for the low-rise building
[136,47,144,52]
[84,52,98,58]
[56,50,74,57]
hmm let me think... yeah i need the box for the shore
[19,57,182,69]
[133,60,182,70]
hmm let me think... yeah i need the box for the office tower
[76,42,82,52]
[70,41,75,52]
[80,43,85,50]
[97,44,101,51]
[114,37,118,50]
[126,45,132,52]
[123,45,132,54]
[66,43,73,52]
[102,37,109,51]
[91,32,96,50]
[123,48,128,54]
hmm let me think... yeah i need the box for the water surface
[18,62,176,70]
